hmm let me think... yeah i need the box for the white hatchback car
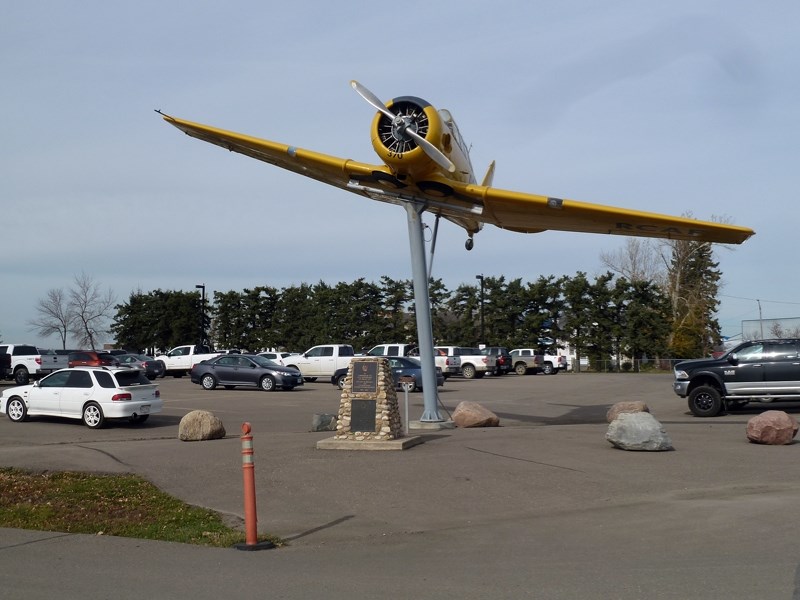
[0,367,162,429]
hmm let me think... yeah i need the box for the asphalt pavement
[2,372,800,599]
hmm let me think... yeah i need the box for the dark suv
[673,339,800,417]
[481,346,513,376]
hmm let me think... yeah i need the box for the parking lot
[3,372,800,599]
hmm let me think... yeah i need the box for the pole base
[409,419,455,430]
[233,540,276,551]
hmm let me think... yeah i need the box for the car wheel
[542,363,554,375]
[82,402,105,429]
[260,375,276,391]
[462,364,476,379]
[14,367,29,386]
[201,374,217,390]
[6,397,28,422]
[688,385,723,417]
[515,363,527,376]
[129,414,149,424]
[336,374,347,390]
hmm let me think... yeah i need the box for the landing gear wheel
[82,402,106,429]
[260,375,276,391]
[465,237,474,251]
[6,397,28,422]
[688,385,723,417]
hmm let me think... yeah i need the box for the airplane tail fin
[481,161,496,187]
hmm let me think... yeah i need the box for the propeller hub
[392,115,417,142]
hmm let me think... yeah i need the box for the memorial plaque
[350,399,377,433]
[351,360,378,394]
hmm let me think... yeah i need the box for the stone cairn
[334,357,403,441]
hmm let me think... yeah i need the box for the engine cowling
[369,96,446,180]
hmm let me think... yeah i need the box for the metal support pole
[400,378,414,436]
[404,202,444,422]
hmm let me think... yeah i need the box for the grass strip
[0,467,282,548]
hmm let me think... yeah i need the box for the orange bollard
[240,422,258,546]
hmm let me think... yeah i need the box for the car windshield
[252,355,277,367]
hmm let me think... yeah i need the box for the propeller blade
[350,80,396,121]
[406,128,456,173]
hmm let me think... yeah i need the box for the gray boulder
[311,413,338,432]
[179,410,226,441]
[606,411,673,451]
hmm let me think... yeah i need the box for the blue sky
[2,1,798,348]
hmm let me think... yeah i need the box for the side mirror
[727,353,739,366]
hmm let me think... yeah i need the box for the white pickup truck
[367,344,461,379]
[435,346,495,379]
[0,344,69,385]
[285,344,355,380]
[155,344,220,377]
[510,348,567,375]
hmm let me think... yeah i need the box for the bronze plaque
[350,399,377,433]
[351,361,378,394]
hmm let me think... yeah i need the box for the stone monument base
[316,435,425,451]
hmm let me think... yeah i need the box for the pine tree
[667,240,722,358]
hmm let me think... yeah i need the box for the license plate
[140,405,150,414]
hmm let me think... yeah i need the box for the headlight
[674,369,689,380]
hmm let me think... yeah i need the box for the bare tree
[770,322,800,338]
[68,272,117,350]
[599,238,667,287]
[27,288,73,349]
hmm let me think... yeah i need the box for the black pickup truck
[673,339,800,417]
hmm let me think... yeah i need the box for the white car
[0,367,162,429]
[258,351,293,366]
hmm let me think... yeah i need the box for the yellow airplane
[159,80,753,250]
[159,80,754,423]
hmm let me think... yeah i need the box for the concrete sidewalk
[2,374,800,599]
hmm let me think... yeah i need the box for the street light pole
[195,284,206,346]
[475,274,485,344]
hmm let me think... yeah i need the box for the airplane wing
[440,175,755,244]
[160,113,754,245]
